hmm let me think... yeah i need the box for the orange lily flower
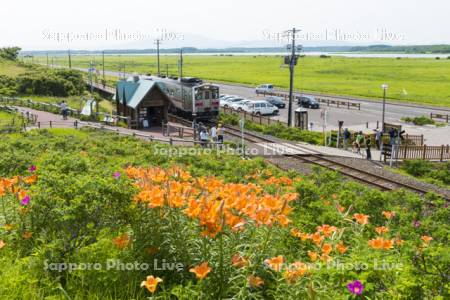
[382,239,394,250]
[317,224,337,237]
[231,253,249,268]
[248,275,264,288]
[421,235,433,246]
[375,226,389,235]
[22,231,33,239]
[113,233,130,249]
[308,251,318,262]
[140,275,162,293]
[0,240,6,249]
[368,237,384,249]
[353,213,369,225]
[321,243,333,255]
[336,241,348,254]
[382,211,396,219]
[264,255,284,272]
[189,262,212,280]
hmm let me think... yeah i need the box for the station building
[115,76,171,129]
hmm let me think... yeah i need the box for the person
[199,129,209,148]
[60,101,68,120]
[355,131,365,155]
[343,128,351,150]
[389,128,396,145]
[375,129,382,150]
[365,135,372,160]
[210,125,217,143]
[217,124,224,144]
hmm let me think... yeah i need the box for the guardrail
[255,91,361,110]
[0,105,37,133]
[430,113,449,123]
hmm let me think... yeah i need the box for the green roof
[116,80,164,109]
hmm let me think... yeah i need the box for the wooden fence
[396,144,450,161]
[255,91,361,110]
[430,113,449,123]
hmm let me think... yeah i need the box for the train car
[141,75,220,120]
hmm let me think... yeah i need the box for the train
[141,75,220,120]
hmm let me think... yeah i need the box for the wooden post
[422,145,427,160]
[403,144,408,159]
[49,121,52,128]
[38,122,40,129]
[440,145,444,162]
[347,102,350,109]
[169,138,173,146]
[74,120,78,129]
[420,135,424,146]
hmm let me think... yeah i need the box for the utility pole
[179,48,183,80]
[102,51,105,82]
[68,49,72,69]
[285,28,301,127]
[166,64,169,77]
[155,39,162,76]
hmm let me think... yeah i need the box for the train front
[192,84,220,119]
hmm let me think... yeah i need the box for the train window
[205,91,210,99]
[195,92,202,100]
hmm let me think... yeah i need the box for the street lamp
[381,84,388,133]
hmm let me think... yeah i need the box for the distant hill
[20,44,450,56]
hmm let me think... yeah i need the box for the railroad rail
[166,114,445,197]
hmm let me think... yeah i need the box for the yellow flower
[140,275,162,294]
[189,262,212,280]
[0,240,6,249]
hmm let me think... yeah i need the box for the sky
[1,0,449,50]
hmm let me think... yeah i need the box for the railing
[0,96,80,117]
[255,91,361,110]
[430,113,449,123]
[0,105,38,132]
[397,144,450,161]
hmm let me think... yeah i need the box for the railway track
[167,114,446,198]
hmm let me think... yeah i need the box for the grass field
[0,59,28,77]
[32,54,450,107]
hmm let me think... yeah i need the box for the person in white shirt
[199,129,209,148]
[210,126,217,142]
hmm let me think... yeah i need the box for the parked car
[222,97,244,108]
[255,84,274,94]
[297,96,320,109]
[264,96,286,108]
[230,99,252,111]
[219,95,239,107]
[243,100,279,115]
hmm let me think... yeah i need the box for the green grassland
[32,54,450,107]
[0,59,28,77]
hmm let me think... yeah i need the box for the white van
[255,84,274,94]
[243,100,279,115]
